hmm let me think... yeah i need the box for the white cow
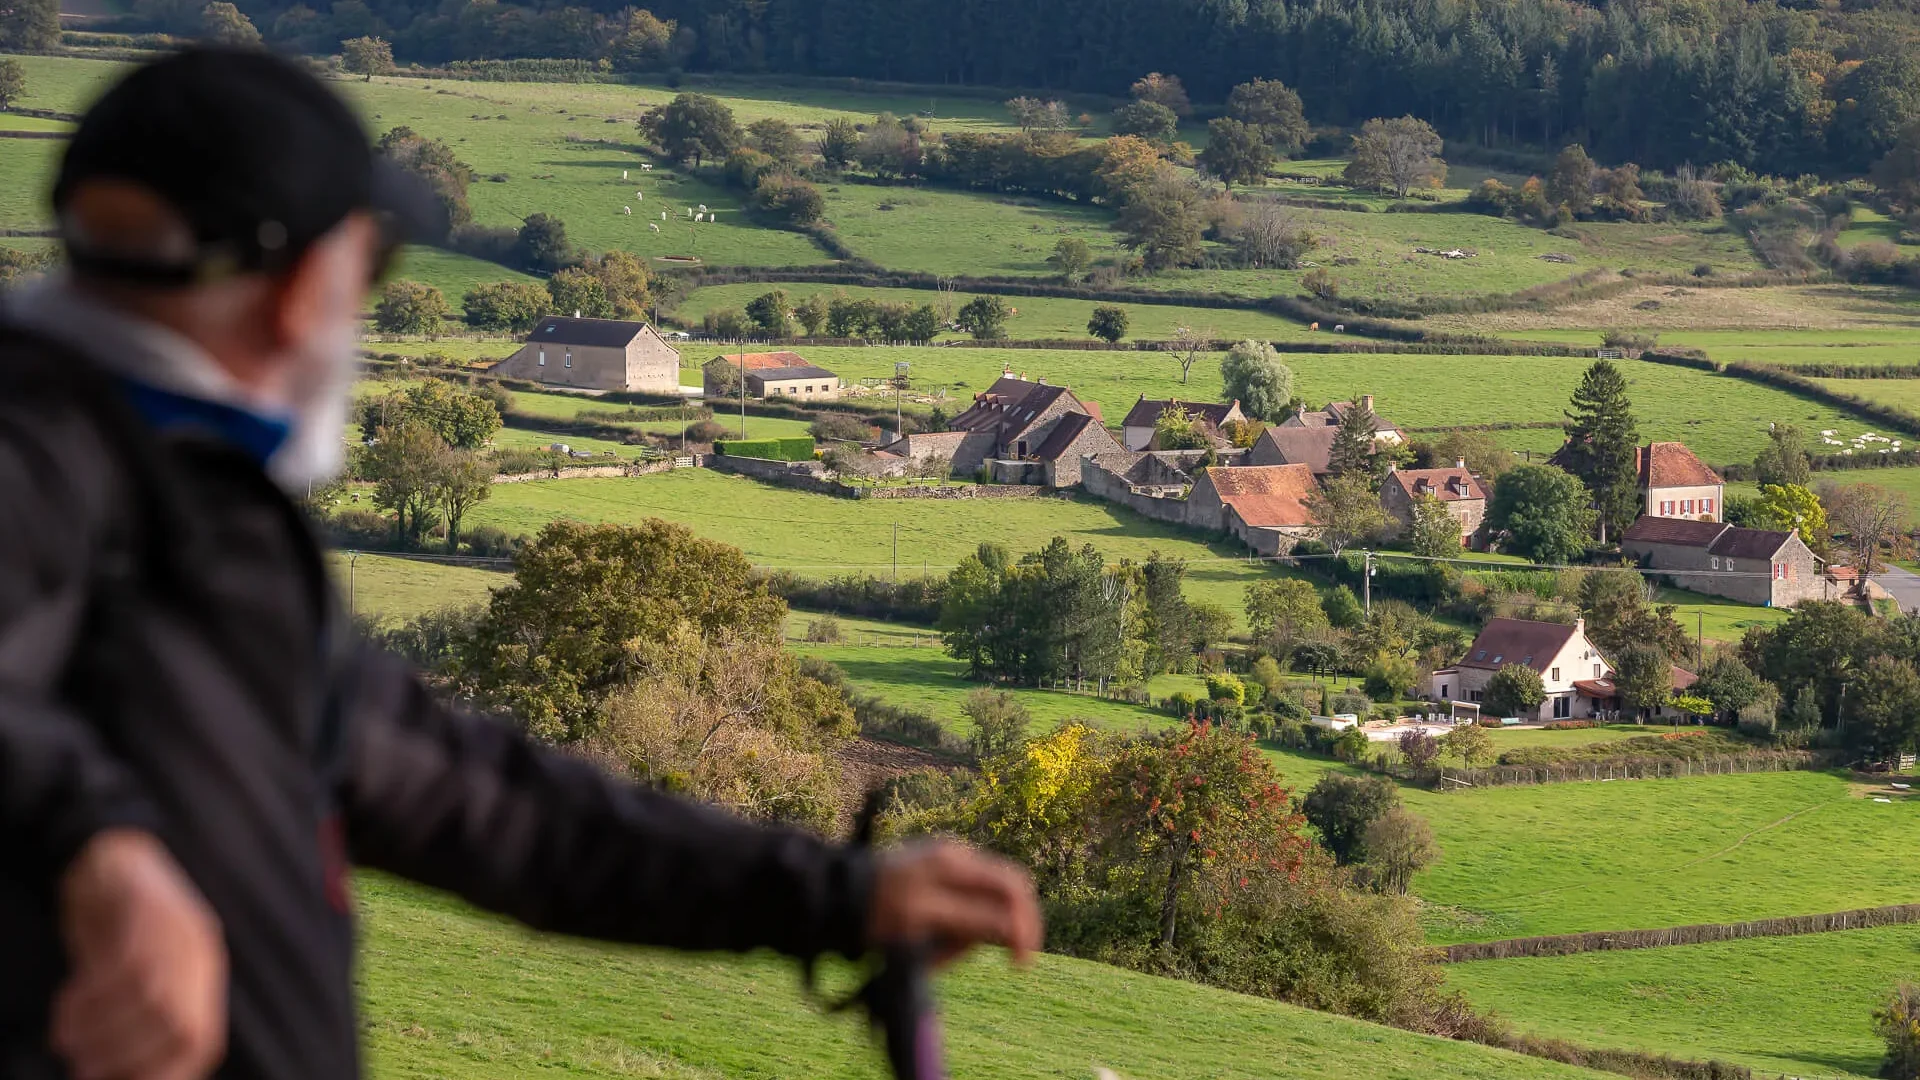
[697,203,708,212]
[622,206,631,215]
[635,191,643,199]
[648,223,660,232]
[660,210,667,220]
[622,169,628,180]
[641,163,652,171]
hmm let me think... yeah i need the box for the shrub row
[714,436,815,461]
[1405,420,1567,433]
[1725,361,1920,440]
[1495,730,1753,767]
[1638,348,1718,372]
[1480,1032,1751,1080]
[765,576,945,623]
[1443,902,1920,963]
[1431,750,1823,790]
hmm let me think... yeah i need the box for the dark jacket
[0,327,873,1079]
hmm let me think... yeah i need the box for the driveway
[1872,565,1920,614]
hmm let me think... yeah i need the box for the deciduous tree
[1344,116,1446,198]
[1484,663,1545,718]
[1307,473,1388,554]
[1362,809,1438,894]
[356,378,501,450]
[1442,722,1494,768]
[1048,237,1092,281]
[0,58,21,111]
[746,117,803,163]
[1488,464,1594,563]
[341,35,392,79]
[1754,424,1813,488]
[1614,643,1674,721]
[1845,654,1920,759]
[1115,164,1204,270]
[955,295,1012,339]
[744,289,791,338]
[1113,99,1178,142]
[514,212,573,273]
[1226,78,1309,152]
[1219,338,1293,421]
[1546,143,1596,215]
[1129,72,1192,117]
[1301,773,1398,864]
[462,280,547,331]
[639,93,740,167]
[433,447,492,553]
[1823,481,1912,577]
[199,1,261,44]
[963,688,1031,761]
[1200,118,1273,188]
[1087,305,1129,343]
[372,279,449,335]
[1753,483,1828,558]
[1406,495,1462,557]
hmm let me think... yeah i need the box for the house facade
[1186,463,1320,555]
[1120,396,1245,451]
[1035,413,1126,488]
[703,351,838,400]
[1381,464,1487,547]
[1429,617,1612,721]
[490,316,680,393]
[1637,442,1723,521]
[1620,516,1823,607]
[879,374,1110,485]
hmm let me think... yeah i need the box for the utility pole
[1697,611,1704,666]
[1363,549,1374,617]
[738,341,747,439]
[347,550,360,620]
[892,522,899,582]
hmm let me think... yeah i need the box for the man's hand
[52,829,228,1080]
[868,841,1041,967]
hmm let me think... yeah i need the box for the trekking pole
[847,791,947,1080]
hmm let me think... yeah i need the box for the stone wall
[492,460,680,484]
[1082,458,1195,526]
[708,453,1044,500]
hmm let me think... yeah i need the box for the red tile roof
[1389,467,1486,503]
[1206,464,1319,528]
[1460,618,1581,672]
[1637,442,1722,488]
[711,350,810,370]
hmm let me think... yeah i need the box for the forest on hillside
[15,0,1918,177]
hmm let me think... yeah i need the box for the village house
[1551,439,1724,521]
[490,315,680,393]
[1185,463,1320,556]
[1247,424,1339,474]
[1279,395,1405,444]
[1428,617,1612,721]
[880,373,1116,485]
[1381,463,1487,548]
[1119,396,1245,451]
[1619,516,1824,607]
[702,350,840,400]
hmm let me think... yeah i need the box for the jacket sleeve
[0,411,161,875]
[334,647,875,960]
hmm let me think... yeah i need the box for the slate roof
[1638,441,1723,488]
[1031,412,1107,461]
[748,365,838,382]
[1122,397,1239,429]
[1620,517,1730,546]
[1285,399,1401,435]
[1389,467,1486,503]
[1205,464,1319,528]
[948,377,1101,442]
[1254,426,1339,474]
[1620,516,1794,560]
[529,316,651,348]
[1460,618,1581,672]
[1574,666,1697,698]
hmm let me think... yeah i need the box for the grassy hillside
[1405,769,1920,944]
[358,874,1614,1080]
[328,553,506,625]
[1445,925,1920,1079]
[462,470,1286,621]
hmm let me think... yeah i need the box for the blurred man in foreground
[0,48,1038,1080]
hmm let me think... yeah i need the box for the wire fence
[1431,750,1823,790]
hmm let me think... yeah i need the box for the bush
[1873,983,1920,1080]
[463,524,525,558]
[1163,690,1200,718]
[752,173,827,228]
[1301,772,1399,863]
[713,436,815,461]
[811,411,876,442]
[683,419,727,444]
[1328,691,1372,716]
[1541,720,1597,730]
[804,616,842,643]
[1205,672,1247,705]
[963,688,1031,760]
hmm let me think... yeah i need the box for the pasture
[786,346,1865,466]
[1445,925,1920,1079]
[671,281,1318,342]
[1406,769,1920,944]
[820,182,1122,277]
[1426,283,1920,339]
[462,469,1286,621]
[358,874,1613,1080]
[328,553,506,624]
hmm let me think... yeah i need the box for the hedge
[1443,902,1920,962]
[714,436,815,461]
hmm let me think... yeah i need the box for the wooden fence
[1431,750,1821,790]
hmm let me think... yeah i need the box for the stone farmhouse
[880,374,1118,485]
[1428,616,1701,721]
[702,351,840,400]
[1381,463,1487,548]
[1185,464,1321,556]
[1119,396,1245,451]
[1279,395,1405,444]
[490,316,680,393]
[1619,516,1824,607]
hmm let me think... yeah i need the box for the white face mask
[267,312,360,492]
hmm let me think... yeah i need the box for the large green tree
[1218,339,1294,421]
[462,281,548,331]
[1487,464,1594,563]
[1484,663,1545,718]
[1199,118,1274,188]
[1753,424,1813,488]
[372,279,449,335]
[1561,359,1640,543]
[0,58,25,111]
[1545,143,1596,215]
[1226,78,1310,152]
[1300,773,1398,864]
[1847,655,1920,759]
[1326,398,1378,483]
[639,93,740,166]
[1139,553,1194,676]
[460,520,786,742]
[355,378,501,450]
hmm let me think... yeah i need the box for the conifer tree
[1562,360,1640,543]
[1327,398,1378,486]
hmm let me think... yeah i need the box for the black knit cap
[53,46,441,284]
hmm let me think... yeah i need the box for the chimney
[1456,459,1467,470]
[1361,394,1375,414]
[1386,463,1397,475]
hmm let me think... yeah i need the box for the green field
[822,182,1122,277]
[778,346,1862,466]
[1653,587,1789,645]
[381,246,541,302]
[1405,769,1920,945]
[1834,206,1908,249]
[1816,377,1920,414]
[672,281,1317,342]
[328,552,507,625]
[463,469,1285,622]
[360,874,1612,1080]
[1445,925,1920,1078]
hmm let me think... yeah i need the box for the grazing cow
[622,169,628,179]
[641,163,652,171]
[649,223,659,232]
[661,211,667,220]
[622,206,631,215]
